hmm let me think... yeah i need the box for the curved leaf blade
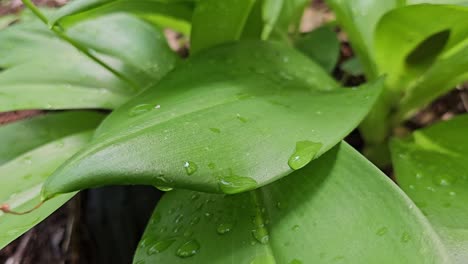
[42,41,383,198]
[0,112,104,249]
[49,0,194,33]
[391,114,468,262]
[0,14,178,112]
[374,4,468,120]
[134,143,450,263]
[190,0,257,54]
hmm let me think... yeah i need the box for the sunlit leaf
[0,112,104,249]
[0,14,178,112]
[391,114,468,263]
[41,41,383,198]
[134,143,450,263]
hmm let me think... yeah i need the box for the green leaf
[325,0,404,79]
[391,114,468,263]
[190,0,257,54]
[341,57,365,76]
[374,4,468,120]
[134,143,450,263]
[295,25,340,72]
[49,0,194,33]
[42,41,383,198]
[0,13,178,112]
[269,0,309,40]
[0,112,104,249]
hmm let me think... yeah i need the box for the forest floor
[0,0,467,263]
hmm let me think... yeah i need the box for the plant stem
[21,0,139,92]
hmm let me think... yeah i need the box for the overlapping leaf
[295,25,340,72]
[134,143,450,263]
[190,0,257,54]
[0,112,104,249]
[41,41,383,198]
[0,13,178,112]
[374,4,468,120]
[49,0,195,34]
[391,114,468,263]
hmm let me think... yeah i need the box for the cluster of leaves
[0,0,467,263]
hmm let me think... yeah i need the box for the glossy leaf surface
[0,14,178,112]
[391,114,468,263]
[49,0,194,33]
[134,143,450,263]
[0,112,104,249]
[42,41,383,198]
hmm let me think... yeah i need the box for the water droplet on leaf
[218,176,257,194]
[432,174,456,186]
[184,161,198,176]
[147,239,176,255]
[176,239,200,258]
[217,223,233,235]
[129,104,153,117]
[288,141,323,170]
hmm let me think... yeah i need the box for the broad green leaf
[391,114,468,263]
[374,4,468,120]
[42,41,383,198]
[0,112,103,165]
[190,0,257,54]
[325,0,404,79]
[49,0,194,33]
[0,13,178,112]
[0,112,104,249]
[261,0,283,39]
[134,143,450,263]
[295,25,340,72]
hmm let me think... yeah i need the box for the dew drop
[208,163,216,170]
[288,141,323,170]
[216,223,233,235]
[147,238,176,255]
[432,174,456,187]
[184,161,198,176]
[176,239,200,258]
[252,228,269,244]
[190,216,200,226]
[401,232,411,243]
[218,176,257,194]
[156,186,173,192]
[449,191,457,196]
[292,225,300,231]
[191,193,200,201]
[376,227,388,236]
[174,214,184,224]
[236,113,248,123]
[129,104,153,117]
